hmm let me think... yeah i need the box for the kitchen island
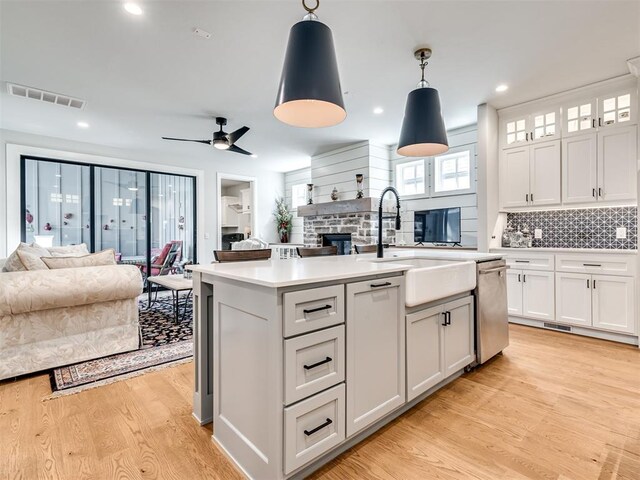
[189,250,503,479]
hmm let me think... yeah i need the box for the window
[291,183,307,209]
[433,150,471,194]
[395,160,425,196]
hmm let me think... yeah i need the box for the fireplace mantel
[297,197,394,217]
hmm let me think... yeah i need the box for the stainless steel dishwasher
[474,259,509,365]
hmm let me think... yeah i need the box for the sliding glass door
[94,167,147,263]
[21,156,197,271]
[23,158,91,248]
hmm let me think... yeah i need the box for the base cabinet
[555,273,635,334]
[346,277,405,437]
[406,296,474,402]
[507,269,555,321]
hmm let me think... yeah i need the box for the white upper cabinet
[562,133,598,204]
[597,126,637,202]
[530,108,561,143]
[500,146,530,208]
[563,99,597,137]
[529,140,561,206]
[503,115,530,148]
[598,89,636,128]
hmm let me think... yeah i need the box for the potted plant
[273,197,293,243]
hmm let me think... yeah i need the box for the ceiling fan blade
[162,137,212,145]
[227,126,249,145]
[227,144,253,156]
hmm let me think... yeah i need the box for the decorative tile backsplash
[506,207,638,250]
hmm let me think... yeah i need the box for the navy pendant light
[397,48,449,156]
[274,0,346,128]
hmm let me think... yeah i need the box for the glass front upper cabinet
[598,89,636,128]
[563,99,597,137]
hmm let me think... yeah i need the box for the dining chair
[296,246,338,257]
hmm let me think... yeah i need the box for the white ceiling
[1,0,638,172]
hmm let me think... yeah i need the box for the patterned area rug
[48,296,193,397]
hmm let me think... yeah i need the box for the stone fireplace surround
[298,198,397,251]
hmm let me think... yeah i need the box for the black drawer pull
[303,357,332,370]
[583,263,602,267]
[370,282,392,288]
[303,304,332,314]
[515,260,530,263]
[304,418,333,436]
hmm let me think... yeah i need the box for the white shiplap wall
[310,141,392,203]
[391,126,479,247]
[284,167,311,244]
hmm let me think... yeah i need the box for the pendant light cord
[302,0,319,14]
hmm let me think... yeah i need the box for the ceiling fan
[162,117,253,156]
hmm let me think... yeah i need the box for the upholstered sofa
[0,263,142,380]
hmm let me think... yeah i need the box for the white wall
[309,141,392,204]
[0,129,285,263]
[391,126,479,247]
[284,167,311,244]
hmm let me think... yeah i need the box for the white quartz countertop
[490,247,638,255]
[380,248,504,262]
[188,255,412,288]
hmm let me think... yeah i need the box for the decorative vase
[355,174,364,199]
[306,184,314,205]
[280,232,289,243]
[331,187,339,201]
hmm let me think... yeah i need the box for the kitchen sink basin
[371,257,476,307]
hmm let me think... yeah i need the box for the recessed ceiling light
[124,3,143,15]
[251,154,258,158]
[373,107,384,115]
[495,84,509,93]
[77,121,89,128]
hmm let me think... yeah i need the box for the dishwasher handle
[479,266,510,275]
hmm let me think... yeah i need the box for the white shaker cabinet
[555,273,592,327]
[346,277,405,437]
[530,140,561,206]
[591,275,636,335]
[500,140,561,209]
[597,126,637,202]
[562,133,598,204]
[508,269,555,321]
[406,296,474,402]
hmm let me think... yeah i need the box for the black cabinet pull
[598,117,602,127]
[530,193,534,202]
[523,274,526,283]
[446,311,451,325]
[592,118,596,129]
[304,418,333,436]
[525,132,529,142]
[598,187,603,197]
[370,282,392,288]
[303,357,332,370]
[593,280,596,289]
[592,188,596,197]
[525,193,529,203]
[518,273,521,282]
[303,304,332,314]
[587,279,590,289]
[515,260,530,263]
[583,263,602,267]
[441,312,447,326]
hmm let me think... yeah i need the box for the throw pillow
[3,242,30,272]
[47,243,90,257]
[16,248,50,270]
[41,249,117,269]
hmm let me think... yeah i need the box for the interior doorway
[216,173,257,250]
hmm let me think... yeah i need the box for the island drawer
[555,254,636,276]
[284,325,345,405]
[283,285,345,337]
[284,383,345,475]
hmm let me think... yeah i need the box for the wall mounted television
[414,207,462,245]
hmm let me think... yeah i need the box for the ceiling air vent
[7,83,86,110]
[543,322,571,332]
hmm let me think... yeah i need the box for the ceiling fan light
[274,19,346,128]
[213,140,230,150]
[397,87,449,157]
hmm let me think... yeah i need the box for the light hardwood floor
[1,325,639,479]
